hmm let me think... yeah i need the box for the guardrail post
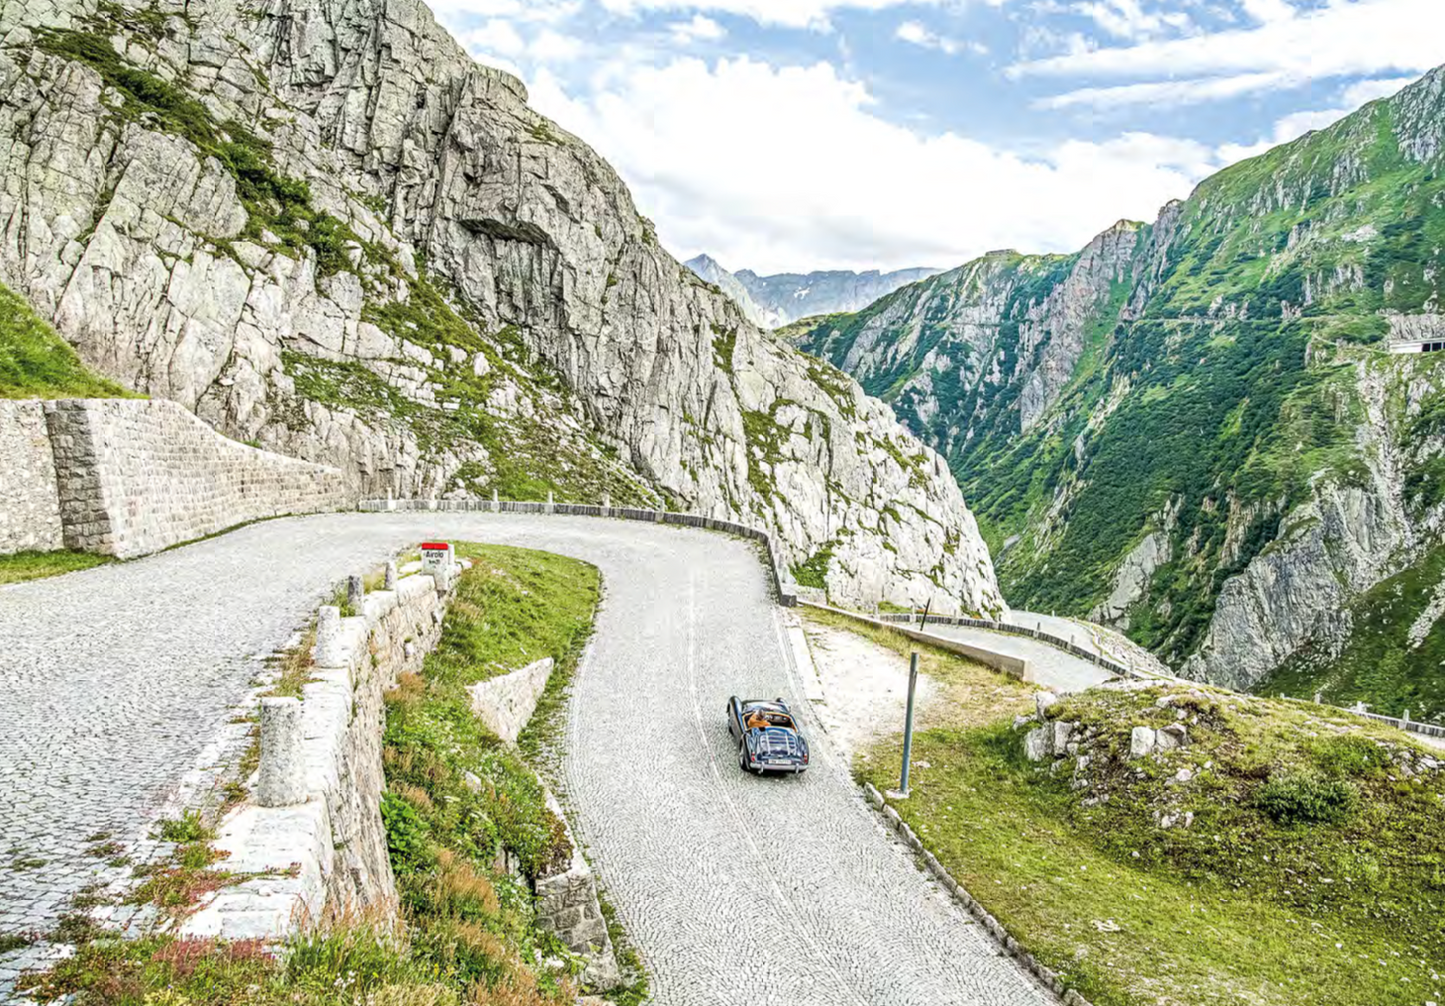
[257,697,306,807]
[347,574,364,614]
[602,491,611,516]
[491,489,499,513]
[546,490,555,515]
[384,561,398,591]
[314,605,346,667]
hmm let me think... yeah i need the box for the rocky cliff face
[797,69,1445,708]
[0,0,1002,614]
[683,254,770,328]
[687,255,940,329]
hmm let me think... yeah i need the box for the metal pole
[900,651,919,797]
[918,598,933,634]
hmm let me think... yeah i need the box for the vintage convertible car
[727,696,810,775]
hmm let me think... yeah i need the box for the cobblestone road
[1,513,1052,1005]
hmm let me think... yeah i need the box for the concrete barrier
[801,602,1032,682]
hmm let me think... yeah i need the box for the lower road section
[0,513,1051,1005]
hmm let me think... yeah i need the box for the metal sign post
[897,600,931,798]
[899,652,920,797]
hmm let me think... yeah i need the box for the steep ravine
[797,68,1445,710]
[0,0,1002,614]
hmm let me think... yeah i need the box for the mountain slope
[0,0,1002,614]
[797,69,1445,710]
[686,255,941,328]
[684,254,770,327]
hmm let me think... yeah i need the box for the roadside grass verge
[858,682,1445,1006]
[23,544,645,1005]
[0,282,136,399]
[0,549,113,585]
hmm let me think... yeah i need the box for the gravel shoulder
[1,513,1053,1006]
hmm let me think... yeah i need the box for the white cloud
[529,56,1228,273]
[671,13,727,41]
[1072,0,1193,41]
[1212,74,1419,164]
[1038,70,1287,109]
[597,0,943,30]
[1014,0,1443,90]
[1339,75,1418,106]
[896,20,988,56]
[1237,0,1295,23]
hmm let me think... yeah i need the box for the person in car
[747,709,772,731]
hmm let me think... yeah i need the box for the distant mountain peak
[686,258,943,328]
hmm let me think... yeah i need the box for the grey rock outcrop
[0,0,1003,614]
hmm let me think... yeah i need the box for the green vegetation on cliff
[860,681,1445,1006]
[0,283,134,399]
[797,70,1445,698]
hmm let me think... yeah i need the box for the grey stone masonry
[183,564,456,939]
[535,792,622,990]
[257,698,306,807]
[40,399,352,559]
[468,657,554,745]
[0,401,64,552]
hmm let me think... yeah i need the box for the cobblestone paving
[1,513,1052,1005]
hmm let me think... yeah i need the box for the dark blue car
[727,696,809,775]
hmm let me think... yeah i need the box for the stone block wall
[535,792,622,990]
[185,565,453,938]
[468,657,554,745]
[43,399,351,558]
[0,401,64,552]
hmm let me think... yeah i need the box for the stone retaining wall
[469,658,554,745]
[44,399,351,558]
[184,565,454,938]
[0,401,64,552]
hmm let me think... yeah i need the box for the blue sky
[432,0,1443,273]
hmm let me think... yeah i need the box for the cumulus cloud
[1014,0,1442,88]
[671,13,727,41]
[597,0,944,31]
[528,56,1227,273]
[1071,0,1193,41]
[895,20,988,56]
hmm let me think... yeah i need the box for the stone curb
[861,782,1095,1006]
[180,559,461,940]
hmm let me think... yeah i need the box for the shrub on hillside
[1255,771,1358,826]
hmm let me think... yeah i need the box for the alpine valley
[793,68,1445,718]
[0,0,1003,615]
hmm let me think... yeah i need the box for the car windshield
[745,708,794,730]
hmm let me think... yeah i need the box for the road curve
[0,513,1051,1006]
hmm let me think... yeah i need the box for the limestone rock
[0,0,1004,615]
[1129,726,1156,759]
[1024,727,1052,762]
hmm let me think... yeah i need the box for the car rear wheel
[738,742,750,774]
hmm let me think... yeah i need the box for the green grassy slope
[860,682,1445,1006]
[0,282,134,399]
